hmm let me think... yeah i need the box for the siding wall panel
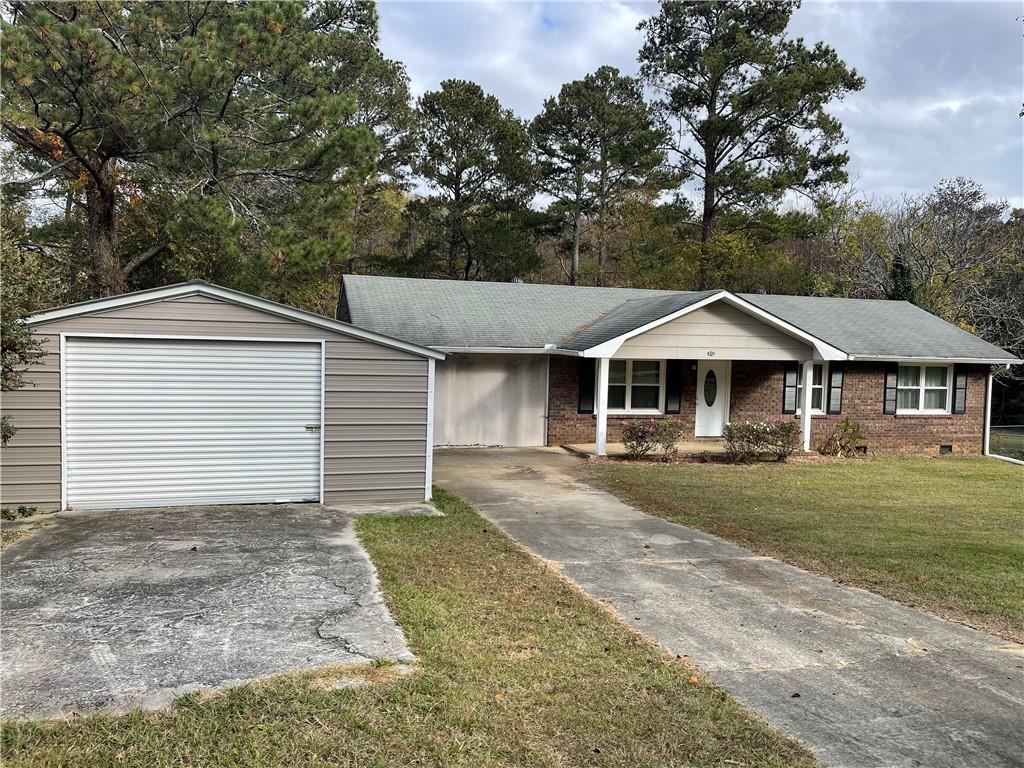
[616,304,812,361]
[1,293,430,509]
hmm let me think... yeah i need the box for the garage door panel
[64,338,322,509]
[434,354,547,447]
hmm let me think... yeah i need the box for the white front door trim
[695,360,731,437]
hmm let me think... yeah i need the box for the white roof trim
[850,355,1021,365]
[27,281,445,361]
[435,346,581,356]
[580,291,848,361]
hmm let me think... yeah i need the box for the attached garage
[0,282,444,511]
[434,353,547,447]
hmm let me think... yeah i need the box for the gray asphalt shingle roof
[560,291,719,351]
[341,275,1018,362]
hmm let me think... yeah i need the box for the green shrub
[1,508,14,521]
[622,418,659,460]
[16,505,36,518]
[821,419,865,457]
[722,420,800,463]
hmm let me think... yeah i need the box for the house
[0,282,443,511]
[2,276,1017,514]
[339,275,1019,457]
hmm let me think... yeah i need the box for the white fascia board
[27,281,446,361]
[849,355,1021,365]
[435,346,582,356]
[580,291,848,361]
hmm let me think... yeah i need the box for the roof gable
[571,291,848,361]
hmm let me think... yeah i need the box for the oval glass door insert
[704,370,717,406]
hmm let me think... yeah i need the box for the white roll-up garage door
[64,337,322,509]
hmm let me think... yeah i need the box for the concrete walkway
[435,448,1024,768]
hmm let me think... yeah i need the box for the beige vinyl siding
[1,333,60,508]
[0,294,429,509]
[616,303,813,361]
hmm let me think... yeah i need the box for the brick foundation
[546,356,988,456]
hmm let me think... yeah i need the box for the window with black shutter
[826,364,845,414]
[883,363,899,415]
[665,360,684,414]
[577,358,596,414]
[952,365,968,414]
[782,362,799,414]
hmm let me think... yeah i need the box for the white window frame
[896,363,954,415]
[607,359,666,415]
[796,362,827,415]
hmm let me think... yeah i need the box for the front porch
[584,356,824,457]
[545,294,848,456]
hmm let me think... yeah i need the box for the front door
[695,360,731,437]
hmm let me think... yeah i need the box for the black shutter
[826,364,845,414]
[577,358,596,414]
[665,360,684,414]
[952,365,968,414]
[883,363,899,415]
[782,362,799,414]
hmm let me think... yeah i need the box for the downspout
[983,368,992,457]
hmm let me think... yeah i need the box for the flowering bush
[622,418,659,460]
[722,420,800,463]
[652,420,687,461]
[621,419,688,461]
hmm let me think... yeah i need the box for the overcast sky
[377,1,1024,208]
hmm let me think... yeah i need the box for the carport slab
[1,504,414,720]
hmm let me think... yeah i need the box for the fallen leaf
[688,674,699,685]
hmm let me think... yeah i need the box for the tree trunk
[346,184,366,275]
[87,163,124,297]
[596,162,609,286]
[699,164,716,291]
[570,209,580,286]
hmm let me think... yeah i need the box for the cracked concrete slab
[1,503,413,720]
[435,448,1024,768]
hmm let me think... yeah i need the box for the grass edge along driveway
[591,456,1024,643]
[1,489,818,768]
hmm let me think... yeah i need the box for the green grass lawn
[1,490,817,768]
[990,426,1024,461]
[591,457,1024,642]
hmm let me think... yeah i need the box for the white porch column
[595,357,610,456]
[801,360,814,452]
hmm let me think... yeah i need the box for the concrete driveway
[436,448,1024,768]
[1,504,412,719]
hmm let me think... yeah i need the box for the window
[608,360,664,413]
[796,363,826,414]
[897,365,951,413]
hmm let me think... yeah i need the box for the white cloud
[377,0,1024,205]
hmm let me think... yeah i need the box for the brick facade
[546,356,989,455]
[547,356,698,445]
